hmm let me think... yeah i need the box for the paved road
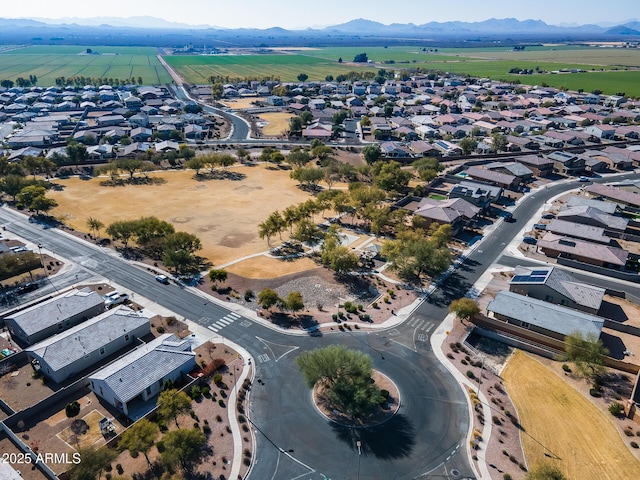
[0,207,472,479]
[3,171,639,479]
[170,86,251,141]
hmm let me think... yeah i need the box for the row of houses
[1,287,196,419]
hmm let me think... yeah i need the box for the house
[184,124,205,140]
[448,180,503,209]
[546,219,610,244]
[380,141,412,159]
[487,290,604,341]
[124,96,143,111]
[96,115,126,127]
[4,288,104,346]
[484,162,534,182]
[585,183,640,209]
[0,461,23,480]
[585,125,615,140]
[433,140,462,156]
[87,144,115,160]
[546,151,585,175]
[89,334,196,419]
[566,195,619,214]
[537,232,629,268]
[464,165,519,189]
[301,121,333,140]
[506,135,539,151]
[26,306,150,384]
[508,265,605,314]
[516,154,554,177]
[557,205,628,231]
[131,127,153,142]
[408,197,480,233]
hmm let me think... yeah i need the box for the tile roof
[487,291,604,337]
[586,183,640,208]
[547,219,610,244]
[537,232,629,266]
[557,205,628,231]
[414,197,480,222]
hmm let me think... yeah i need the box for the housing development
[1,11,640,480]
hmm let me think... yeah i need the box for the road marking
[387,328,400,336]
[217,318,232,325]
[239,320,252,328]
[257,354,270,363]
[407,316,419,326]
[423,323,435,333]
[228,312,241,319]
[417,333,427,342]
[199,317,212,325]
[207,326,219,332]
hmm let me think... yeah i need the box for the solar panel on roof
[531,270,549,276]
[511,275,528,282]
[529,277,545,282]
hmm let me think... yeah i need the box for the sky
[7,0,639,29]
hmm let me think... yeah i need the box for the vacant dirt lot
[503,350,640,480]
[257,112,293,136]
[48,165,312,267]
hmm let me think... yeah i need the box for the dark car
[523,237,538,245]
[16,282,39,295]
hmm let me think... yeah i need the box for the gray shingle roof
[557,205,628,231]
[26,306,150,372]
[7,287,104,337]
[566,196,618,214]
[487,291,604,337]
[89,334,195,403]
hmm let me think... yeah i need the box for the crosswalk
[406,316,436,333]
[204,311,242,333]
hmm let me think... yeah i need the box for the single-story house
[410,197,480,233]
[464,165,519,190]
[566,195,619,214]
[487,290,604,341]
[585,183,640,209]
[546,219,610,244]
[26,306,150,384]
[448,180,503,209]
[4,287,104,346]
[509,265,605,314]
[537,232,629,268]
[557,205,629,231]
[516,154,554,177]
[89,334,196,419]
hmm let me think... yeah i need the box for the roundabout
[312,369,401,428]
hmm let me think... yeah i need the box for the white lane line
[207,326,219,332]
[217,318,231,325]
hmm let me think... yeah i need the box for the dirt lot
[48,165,313,267]
[257,112,293,136]
[220,98,260,110]
[503,350,640,480]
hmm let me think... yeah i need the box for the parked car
[578,176,590,182]
[523,236,538,245]
[16,282,39,295]
[105,292,129,307]
[533,223,547,230]
[155,274,170,284]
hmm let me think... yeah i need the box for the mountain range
[2,16,640,36]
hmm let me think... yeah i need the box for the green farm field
[167,45,640,96]
[0,45,172,86]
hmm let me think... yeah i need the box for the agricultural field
[0,45,172,86]
[163,53,377,83]
[166,45,640,96]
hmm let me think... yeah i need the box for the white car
[155,274,170,284]
[578,176,590,182]
[105,292,129,307]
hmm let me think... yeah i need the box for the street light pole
[356,440,362,480]
[476,356,485,395]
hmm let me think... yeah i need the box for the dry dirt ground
[256,112,294,136]
[503,350,640,480]
[48,165,313,267]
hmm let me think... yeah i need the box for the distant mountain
[606,25,640,35]
[32,16,214,30]
[0,17,47,27]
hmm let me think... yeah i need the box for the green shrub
[466,370,475,379]
[65,401,81,418]
[503,474,512,480]
[156,326,165,334]
[562,364,571,372]
[631,441,639,449]
[372,301,378,309]
[218,399,225,408]
[609,402,625,416]
[244,289,254,301]
[190,385,202,399]
[624,428,634,437]
[213,373,223,385]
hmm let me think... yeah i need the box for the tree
[289,116,303,134]
[208,268,228,288]
[312,144,333,161]
[185,156,205,175]
[16,185,57,214]
[65,401,81,418]
[157,389,192,428]
[353,53,369,63]
[163,231,202,274]
[373,160,412,193]
[106,220,137,249]
[290,167,324,188]
[413,156,443,182]
[211,82,224,100]
[66,141,88,163]
[258,288,281,311]
[160,428,207,473]
[362,145,382,165]
[68,446,117,480]
[297,73,309,82]
[118,418,159,469]
[282,291,304,315]
[292,218,323,246]
[449,298,480,324]
[564,331,609,381]
[296,345,381,416]
[491,132,508,153]
[286,150,312,169]
[382,229,451,282]
[459,137,479,156]
[0,174,28,201]
[526,464,567,480]
[87,217,105,238]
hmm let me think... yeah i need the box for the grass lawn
[502,350,640,480]
[48,165,312,270]
[428,193,446,200]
